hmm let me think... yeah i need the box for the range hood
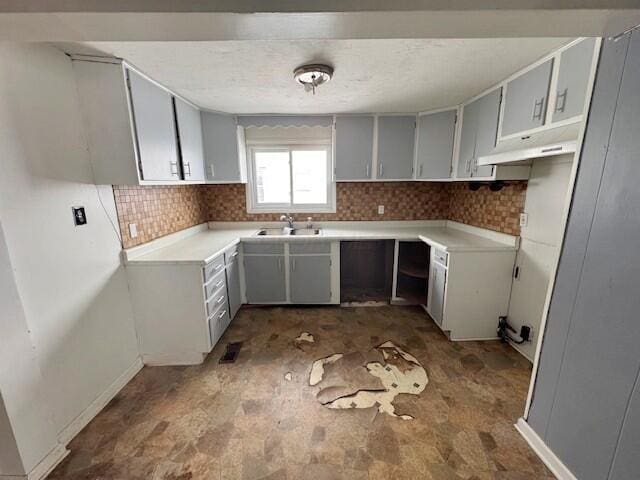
[478,123,581,166]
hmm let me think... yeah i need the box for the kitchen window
[246,144,335,213]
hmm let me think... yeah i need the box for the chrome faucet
[280,214,294,229]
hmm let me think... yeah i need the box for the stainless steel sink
[256,228,292,236]
[290,228,321,236]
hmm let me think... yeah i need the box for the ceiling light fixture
[293,64,334,95]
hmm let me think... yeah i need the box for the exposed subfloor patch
[295,332,315,343]
[309,341,428,420]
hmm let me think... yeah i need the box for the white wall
[0,43,140,473]
[507,155,574,361]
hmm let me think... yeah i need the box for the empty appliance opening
[340,240,394,303]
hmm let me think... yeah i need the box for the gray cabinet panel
[552,38,597,123]
[376,116,415,179]
[416,110,455,179]
[225,255,242,319]
[290,256,331,304]
[609,377,640,480]
[127,69,179,181]
[244,256,286,303]
[502,60,553,137]
[457,88,500,179]
[429,261,446,326]
[201,112,241,182]
[334,115,374,180]
[174,97,205,181]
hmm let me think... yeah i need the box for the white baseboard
[142,351,206,366]
[57,357,143,446]
[0,444,69,480]
[515,418,577,480]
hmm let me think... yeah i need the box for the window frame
[246,142,336,214]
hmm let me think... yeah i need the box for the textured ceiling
[77,38,570,114]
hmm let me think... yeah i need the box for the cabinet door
[290,255,331,304]
[472,87,501,178]
[416,110,455,179]
[376,116,415,179]
[552,38,597,123]
[502,59,554,137]
[201,112,242,182]
[428,261,446,326]
[127,69,180,181]
[174,97,205,181]
[334,116,374,180]
[244,256,286,303]
[225,255,242,319]
[457,100,477,179]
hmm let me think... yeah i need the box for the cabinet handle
[230,251,239,258]
[209,164,215,178]
[218,309,227,319]
[278,258,282,271]
[378,163,383,177]
[418,164,423,177]
[214,280,224,289]
[532,97,545,121]
[555,88,568,113]
[184,162,191,177]
[216,295,225,304]
[365,164,370,177]
[170,161,179,176]
[292,258,296,271]
[213,264,223,271]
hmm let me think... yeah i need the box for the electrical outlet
[72,206,87,226]
[519,212,528,227]
[129,223,138,238]
[378,205,385,215]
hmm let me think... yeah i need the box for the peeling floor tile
[295,332,315,343]
[284,372,292,381]
[309,353,344,386]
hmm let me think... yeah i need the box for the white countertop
[124,221,518,266]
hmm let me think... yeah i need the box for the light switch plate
[519,213,528,227]
[129,223,138,238]
[378,205,385,215]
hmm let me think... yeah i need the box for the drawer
[206,288,228,317]
[208,302,231,347]
[204,254,225,281]
[289,242,331,254]
[225,245,240,265]
[432,248,448,266]
[204,269,226,299]
[242,242,284,255]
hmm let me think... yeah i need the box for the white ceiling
[76,38,570,114]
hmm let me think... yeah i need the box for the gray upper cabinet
[416,110,456,180]
[552,38,597,124]
[244,255,286,303]
[201,112,246,183]
[502,59,554,137]
[127,69,180,181]
[290,255,332,303]
[174,97,205,181]
[376,116,416,179]
[334,115,374,180]
[457,88,500,179]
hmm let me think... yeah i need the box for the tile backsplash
[113,181,527,248]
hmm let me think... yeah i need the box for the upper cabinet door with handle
[334,115,374,180]
[501,59,554,137]
[127,69,180,181]
[376,115,416,179]
[174,97,205,181]
[416,109,456,180]
[552,38,597,124]
[201,112,244,182]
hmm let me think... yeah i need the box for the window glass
[254,150,290,204]
[291,149,328,204]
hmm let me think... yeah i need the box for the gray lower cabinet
[127,69,180,181]
[201,111,245,182]
[376,115,416,179]
[428,260,446,326]
[416,109,456,180]
[457,88,500,179]
[334,115,374,180]
[552,38,597,123]
[501,59,554,137]
[225,250,242,318]
[244,255,286,303]
[174,97,205,181]
[290,255,332,303]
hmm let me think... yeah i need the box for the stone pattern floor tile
[48,306,553,480]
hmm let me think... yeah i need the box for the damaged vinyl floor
[48,306,553,480]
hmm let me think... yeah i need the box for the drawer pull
[230,251,239,258]
[216,295,225,304]
[218,310,227,319]
[215,280,224,289]
[213,264,223,271]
